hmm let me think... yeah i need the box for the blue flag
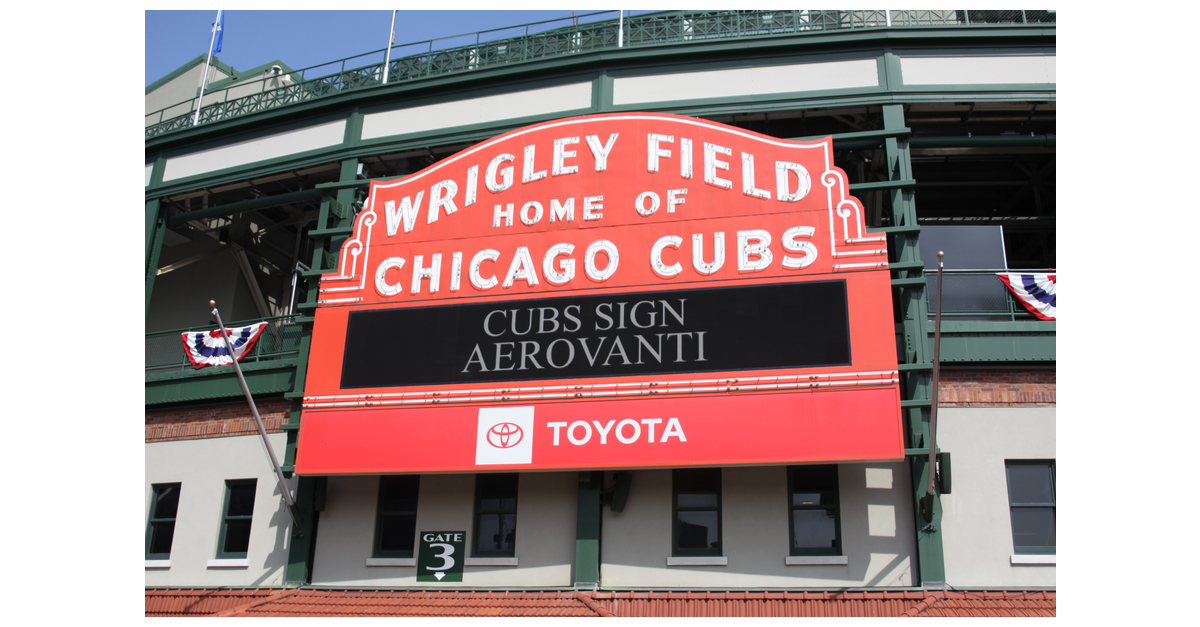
[212,11,224,54]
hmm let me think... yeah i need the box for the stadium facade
[145,10,1055,616]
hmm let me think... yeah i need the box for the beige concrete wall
[144,433,297,587]
[600,464,916,588]
[937,407,1056,588]
[612,58,879,105]
[161,119,346,182]
[900,55,1055,85]
[311,471,577,586]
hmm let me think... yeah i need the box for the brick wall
[938,369,1055,406]
[146,400,291,443]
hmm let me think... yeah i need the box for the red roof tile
[145,588,1054,617]
[144,588,281,617]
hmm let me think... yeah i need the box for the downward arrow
[434,572,445,580]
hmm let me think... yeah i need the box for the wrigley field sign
[297,112,903,474]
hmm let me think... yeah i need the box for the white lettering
[635,191,660,216]
[568,421,592,445]
[585,133,619,171]
[523,144,547,183]
[486,153,515,192]
[449,251,463,292]
[667,188,687,213]
[585,239,619,282]
[520,200,544,225]
[542,243,576,285]
[640,418,662,442]
[552,137,580,176]
[704,142,733,189]
[410,253,442,294]
[776,161,811,201]
[593,419,615,444]
[385,192,424,236]
[692,232,725,275]
[737,229,773,272]
[647,133,673,172]
[550,197,574,222]
[741,152,771,199]
[615,419,641,444]
[782,226,818,269]
[374,257,406,296]
[661,417,687,442]
[503,246,540,287]
[650,235,682,278]
[470,249,500,290]
[547,421,568,446]
[583,195,604,221]
[427,179,458,224]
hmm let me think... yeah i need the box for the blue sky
[146,10,660,87]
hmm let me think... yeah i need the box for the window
[473,473,518,557]
[788,465,841,556]
[673,468,722,556]
[146,483,181,559]
[1006,461,1055,554]
[217,479,257,559]
[374,475,420,558]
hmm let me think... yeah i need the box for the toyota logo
[486,422,524,448]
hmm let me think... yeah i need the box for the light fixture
[218,228,229,245]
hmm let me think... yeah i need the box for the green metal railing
[146,315,304,372]
[925,269,1053,321]
[146,9,1055,139]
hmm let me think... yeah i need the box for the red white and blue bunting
[996,273,1056,320]
[181,322,269,369]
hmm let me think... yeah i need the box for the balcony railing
[925,269,1053,321]
[146,315,304,373]
[146,9,1055,139]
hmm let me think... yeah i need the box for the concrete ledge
[667,556,728,567]
[1011,554,1055,565]
[465,557,518,567]
[786,555,848,566]
[145,560,171,569]
[206,558,249,568]
[366,558,416,567]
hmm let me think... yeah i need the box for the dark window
[788,465,841,556]
[374,475,420,558]
[217,480,257,559]
[473,474,518,557]
[673,468,721,556]
[1006,461,1055,554]
[146,483,181,559]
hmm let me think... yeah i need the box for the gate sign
[297,112,903,475]
[416,531,465,582]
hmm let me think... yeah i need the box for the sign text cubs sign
[297,113,903,474]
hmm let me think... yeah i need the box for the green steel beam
[911,134,1055,149]
[882,103,946,586]
[851,179,916,192]
[285,475,320,585]
[145,360,297,405]
[145,200,165,318]
[164,189,327,227]
[574,471,602,588]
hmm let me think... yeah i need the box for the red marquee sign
[297,112,902,475]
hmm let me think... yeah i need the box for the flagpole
[210,300,304,536]
[926,251,945,498]
[381,10,396,85]
[193,10,222,127]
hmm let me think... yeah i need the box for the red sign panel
[298,112,902,474]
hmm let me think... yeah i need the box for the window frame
[672,468,723,557]
[216,479,257,560]
[373,475,421,558]
[1005,460,1056,555]
[146,482,181,560]
[787,465,842,557]
[472,473,519,558]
